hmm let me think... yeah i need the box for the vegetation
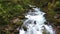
[0,0,60,34]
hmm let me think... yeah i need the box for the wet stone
[34,21,36,24]
[23,26,27,31]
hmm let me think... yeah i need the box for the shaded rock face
[54,7,60,12]
[1,17,24,34]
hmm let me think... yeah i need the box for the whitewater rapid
[19,5,55,34]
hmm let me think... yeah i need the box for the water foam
[19,5,55,34]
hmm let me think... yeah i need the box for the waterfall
[19,5,55,34]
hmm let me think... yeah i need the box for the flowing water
[19,5,55,34]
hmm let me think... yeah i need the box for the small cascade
[19,5,55,34]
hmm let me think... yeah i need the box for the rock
[12,18,20,23]
[57,26,60,29]
[18,15,25,19]
[34,21,36,24]
[54,14,60,19]
[22,25,27,31]
[10,17,23,26]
